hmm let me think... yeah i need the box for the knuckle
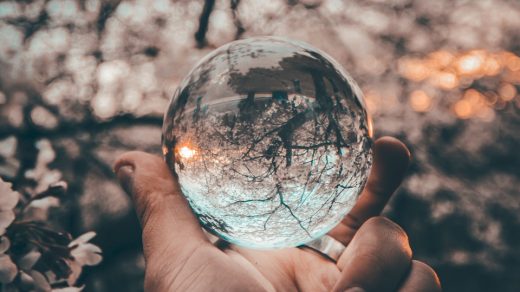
[144,273,161,291]
[132,181,177,227]
[144,262,172,292]
[365,180,388,198]
[343,212,363,230]
[138,200,155,229]
[144,257,165,290]
[393,242,412,266]
[138,193,163,230]
[365,216,406,237]
[364,217,412,260]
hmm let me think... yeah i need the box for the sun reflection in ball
[178,146,196,159]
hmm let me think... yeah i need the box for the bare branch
[195,0,216,48]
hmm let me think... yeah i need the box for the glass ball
[162,37,373,249]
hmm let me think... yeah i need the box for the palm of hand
[115,138,441,292]
[151,244,339,291]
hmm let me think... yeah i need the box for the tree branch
[194,0,216,48]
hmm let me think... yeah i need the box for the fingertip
[374,136,411,165]
[114,151,157,173]
[116,165,135,196]
[114,151,138,174]
[363,217,412,259]
[366,137,411,198]
[114,151,174,180]
[113,150,179,209]
[399,260,442,292]
[412,260,441,288]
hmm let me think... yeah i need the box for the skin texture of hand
[113,137,441,292]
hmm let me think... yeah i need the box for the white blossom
[0,236,9,253]
[0,253,17,284]
[0,178,20,235]
[66,232,102,285]
[17,250,42,270]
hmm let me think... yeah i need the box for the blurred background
[0,0,519,291]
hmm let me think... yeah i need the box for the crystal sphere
[162,37,373,248]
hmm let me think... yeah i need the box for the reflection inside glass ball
[162,37,373,248]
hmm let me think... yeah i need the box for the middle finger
[332,217,412,292]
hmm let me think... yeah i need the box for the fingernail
[346,287,365,292]
[116,164,134,196]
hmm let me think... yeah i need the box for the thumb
[114,151,210,262]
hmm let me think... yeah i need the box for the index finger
[333,217,412,292]
[328,136,411,245]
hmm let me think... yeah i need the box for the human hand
[114,137,441,291]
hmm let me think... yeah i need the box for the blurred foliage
[0,0,519,291]
[0,179,102,291]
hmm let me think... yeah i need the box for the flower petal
[28,197,60,209]
[83,252,102,266]
[30,270,52,292]
[20,270,35,289]
[71,244,103,266]
[82,243,102,254]
[0,254,18,284]
[18,250,42,270]
[0,236,10,253]
[0,179,20,210]
[66,260,82,286]
[0,210,15,233]
[68,232,96,247]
